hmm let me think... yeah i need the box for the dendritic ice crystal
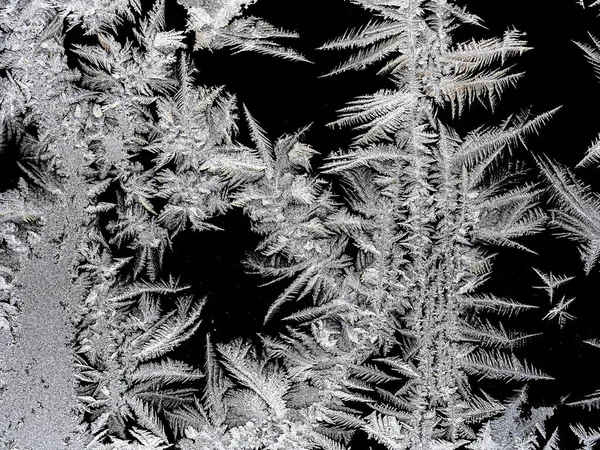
[0,0,599,449]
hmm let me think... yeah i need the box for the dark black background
[167,0,600,446]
